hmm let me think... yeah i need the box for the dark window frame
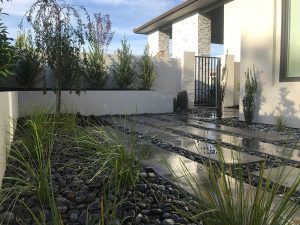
[280,0,300,82]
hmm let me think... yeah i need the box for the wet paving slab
[103,117,179,140]
[151,114,292,143]
[133,115,300,162]
[102,117,264,165]
[188,108,239,120]
[128,115,182,126]
[166,125,300,162]
[252,166,300,191]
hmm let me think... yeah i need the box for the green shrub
[112,37,136,89]
[15,32,43,88]
[84,47,109,89]
[216,54,229,120]
[242,67,258,126]
[168,147,300,225]
[138,45,156,90]
[84,13,114,89]
[274,110,287,132]
[0,10,15,78]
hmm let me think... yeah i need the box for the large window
[280,0,300,81]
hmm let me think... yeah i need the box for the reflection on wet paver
[252,166,300,191]
[151,114,292,142]
[102,117,264,165]
[167,125,300,162]
[130,115,299,162]
[128,116,181,127]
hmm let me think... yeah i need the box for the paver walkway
[151,114,292,142]
[128,115,300,162]
[102,117,263,165]
[97,124,300,224]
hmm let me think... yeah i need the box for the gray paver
[139,115,298,162]
[129,115,181,126]
[252,166,300,191]
[167,124,300,162]
[102,117,264,165]
[153,114,291,142]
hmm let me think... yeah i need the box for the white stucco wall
[182,52,196,109]
[148,31,160,56]
[18,91,174,117]
[225,0,300,128]
[172,13,199,59]
[152,57,182,96]
[0,92,18,186]
[224,1,242,62]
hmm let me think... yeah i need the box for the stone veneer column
[198,14,211,56]
[158,31,169,58]
[148,30,169,57]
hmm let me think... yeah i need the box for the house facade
[225,0,300,128]
[134,0,300,128]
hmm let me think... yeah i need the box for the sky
[1,0,223,56]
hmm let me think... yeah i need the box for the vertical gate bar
[197,57,199,105]
[203,57,205,105]
[205,57,208,105]
[214,59,218,106]
[208,57,211,106]
[200,57,204,104]
[207,57,209,105]
[197,57,199,106]
[194,56,197,106]
[218,59,221,107]
[198,57,200,105]
[210,58,215,106]
[211,58,213,106]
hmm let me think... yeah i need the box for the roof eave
[133,0,227,35]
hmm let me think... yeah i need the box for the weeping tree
[23,0,90,113]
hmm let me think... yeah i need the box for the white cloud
[90,0,139,6]
[1,0,35,16]
[90,0,177,10]
[113,26,135,36]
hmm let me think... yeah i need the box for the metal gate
[194,56,221,107]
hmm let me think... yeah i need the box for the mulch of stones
[0,127,198,225]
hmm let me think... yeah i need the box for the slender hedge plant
[112,37,136,89]
[138,45,156,90]
[242,67,258,125]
